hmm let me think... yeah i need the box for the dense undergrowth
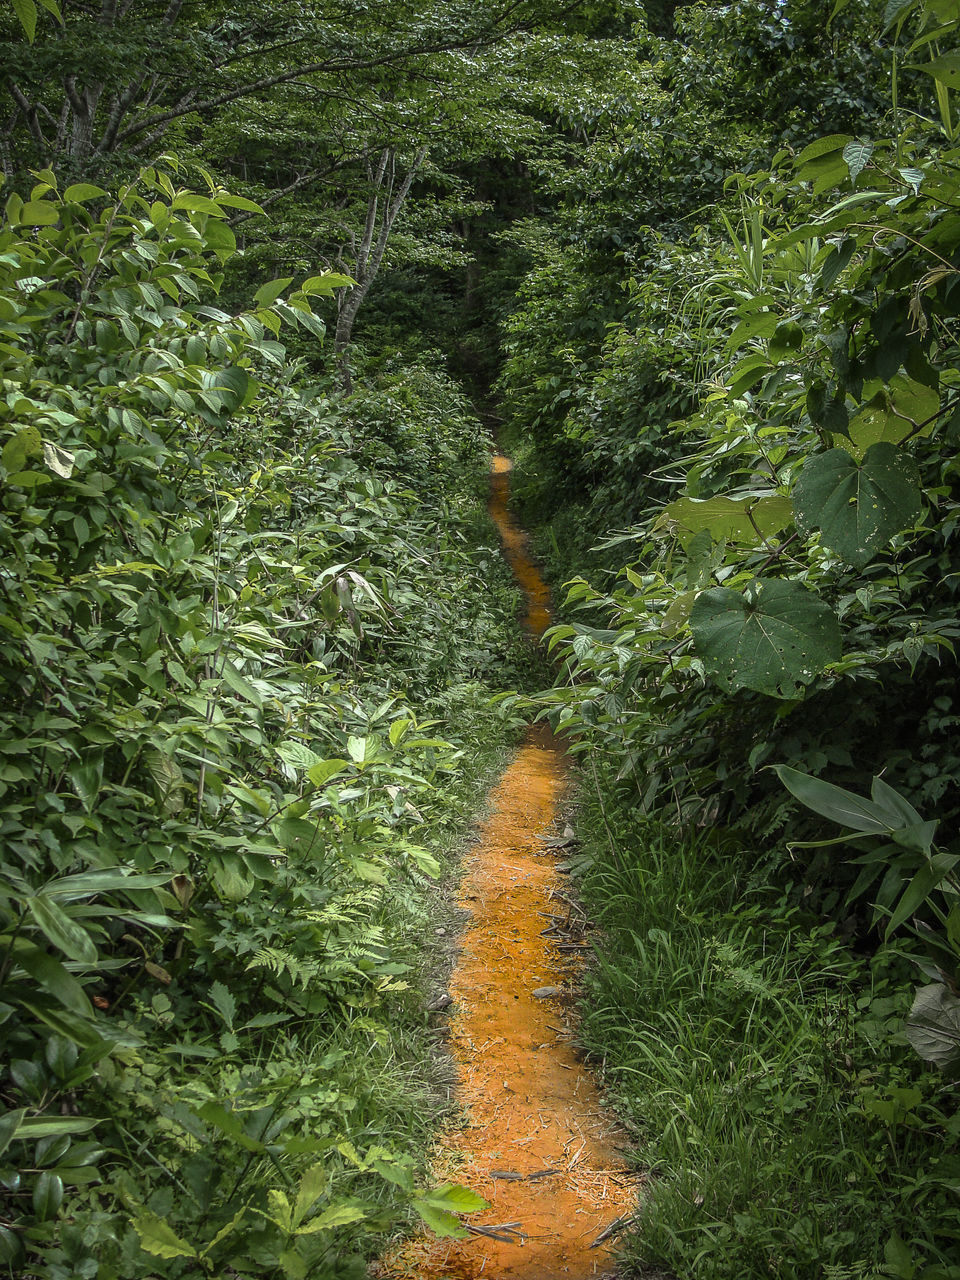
[492,1,960,1276]
[8,1,960,1277]
[575,788,960,1280]
[0,164,533,1278]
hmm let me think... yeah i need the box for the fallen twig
[467,1221,525,1243]
[590,1212,637,1248]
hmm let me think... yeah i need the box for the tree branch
[105,12,551,153]
[7,84,46,147]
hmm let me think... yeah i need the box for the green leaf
[298,272,355,295]
[63,183,108,203]
[660,494,792,549]
[131,1209,198,1260]
[215,193,265,213]
[411,1199,469,1239]
[279,1248,308,1279]
[292,1164,328,1228]
[12,1116,100,1139]
[217,656,262,705]
[196,1101,265,1152]
[277,741,325,771]
[911,53,960,90]
[68,760,102,812]
[206,981,237,1029]
[254,277,294,308]
[27,895,98,963]
[690,579,841,698]
[307,759,350,787]
[0,1110,26,1158]
[2,426,42,472]
[6,469,52,489]
[170,193,223,216]
[842,140,874,182]
[14,941,94,1016]
[10,0,38,42]
[891,820,940,855]
[820,237,856,289]
[422,1183,490,1213]
[883,0,919,30]
[793,443,923,567]
[204,366,250,413]
[33,1171,64,1221]
[769,321,803,361]
[267,1189,293,1233]
[198,1207,247,1258]
[773,765,892,834]
[19,200,60,226]
[905,983,960,1070]
[870,776,924,831]
[211,857,254,903]
[144,748,185,814]
[295,1202,367,1233]
[886,854,958,938]
[795,134,854,167]
[47,869,171,898]
[727,311,779,348]
[842,378,940,456]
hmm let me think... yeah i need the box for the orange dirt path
[377,452,635,1278]
[488,455,552,638]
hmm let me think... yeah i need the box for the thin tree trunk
[335,146,427,391]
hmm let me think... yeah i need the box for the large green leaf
[13,940,94,1017]
[27,895,98,963]
[690,579,841,697]
[793,442,922,567]
[911,53,960,90]
[18,201,60,227]
[775,765,896,834]
[660,493,793,549]
[905,983,960,1071]
[0,1110,26,1158]
[10,0,38,42]
[841,377,940,456]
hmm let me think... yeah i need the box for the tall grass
[573,792,960,1280]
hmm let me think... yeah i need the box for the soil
[376,453,636,1279]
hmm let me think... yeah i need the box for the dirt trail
[487,455,553,638]
[379,453,634,1279]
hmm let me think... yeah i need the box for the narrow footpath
[380,454,635,1278]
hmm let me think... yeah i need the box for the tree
[0,0,586,174]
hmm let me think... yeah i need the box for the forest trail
[378,455,635,1278]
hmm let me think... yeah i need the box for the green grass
[571,786,960,1280]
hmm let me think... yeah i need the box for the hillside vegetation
[3,1,960,1278]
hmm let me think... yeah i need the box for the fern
[247,947,322,989]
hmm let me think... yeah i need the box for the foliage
[0,161,524,1277]
[775,766,960,1077]
[497,0,894,542]
[536,0,960,846]
[499,3,960,1275]
[572,791,960,1279]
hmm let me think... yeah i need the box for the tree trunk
[334,145,427,391]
